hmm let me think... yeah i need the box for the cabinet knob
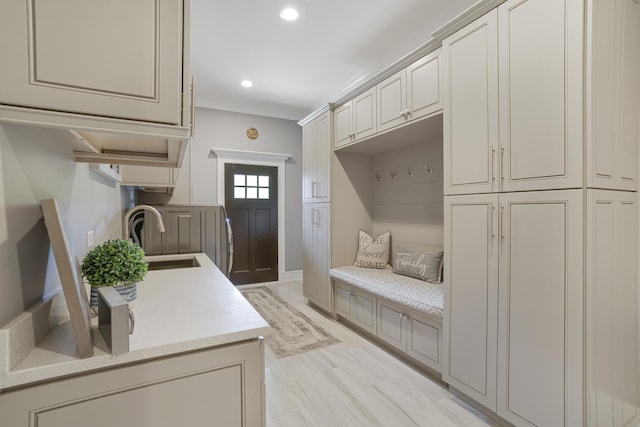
[404,109,411,119]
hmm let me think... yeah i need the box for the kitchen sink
[146,256,200,271]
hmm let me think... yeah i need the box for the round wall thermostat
[246,127,259,140]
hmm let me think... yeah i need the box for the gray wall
[0,124,125,327]
[190,108,303,272]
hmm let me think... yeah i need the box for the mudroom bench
[330,266,443,375]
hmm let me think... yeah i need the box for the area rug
[240,286,340,358]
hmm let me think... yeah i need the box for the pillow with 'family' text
[393,246,443,283]
[354,230,390,269]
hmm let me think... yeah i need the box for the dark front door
[225,164,278,285]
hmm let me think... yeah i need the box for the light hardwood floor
[252,281,494,427]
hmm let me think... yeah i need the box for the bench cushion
[330,266,443,320]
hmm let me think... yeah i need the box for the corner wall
[0,124,125,327]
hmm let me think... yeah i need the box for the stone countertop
[0,253,270,391]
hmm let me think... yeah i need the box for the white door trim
[211,148,291,278]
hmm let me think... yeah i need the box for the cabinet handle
[491,145,496,182]
[500,204,505,240]
[312,181,317,198]
[491,204,496,238]
[190,77,196,137]
[405,109,411,119]
[312,208,318,225]
[400,111,406,119]
[500,145,505,182]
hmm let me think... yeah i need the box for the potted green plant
[81,238,148,309]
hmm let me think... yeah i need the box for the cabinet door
[407,49,441,121]
[377,300,406,352]
[353,88,377,141]
[122,166,177,187]
[443,194,499,411]
[377,69,407,132]
[498,0,584,192]
[352,292,376,335]
[302,121,316,203]
[334,282,352,319]
[302,205,316,300]
[163,210,202,254]
[497,190,583,427]
[587,190,639,427]
[314,112,331,203]
[313,204,332,312]
[443,10,499,195]
[334,102,353,149]
[406,314,440,369]
[0,0,184,125]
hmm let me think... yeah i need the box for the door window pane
[246,175,258,186]
[246,187,258,199]
[259,188,269,199]
[259,175,269,187]
[234,187,246,199]
[234,174,246,186]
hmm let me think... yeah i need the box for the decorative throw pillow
[393,246,444,283]
[354,230,390,269]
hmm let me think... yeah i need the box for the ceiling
[191,0,479,121]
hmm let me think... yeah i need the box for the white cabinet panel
[443,10,498,195]
[353,88,377,141]
[353,292,376,332]
[497,190,583,427]
[122,165,177,187]
[334,283,352,318]
[407,51,441,122]
[0,0,184,125]
[377,70,406,132]
[587,190,639,427]
[303,112,331,203]
[334,102,353,149]
[407,317,440,366]
[498,0,584,192]
[378,302,406,352]
[333,282,376,335]
[303,203,332,312]
[443,194,498,411]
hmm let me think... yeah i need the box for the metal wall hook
[425,164,433,174]
[390,171,397,179]
[375,174,382,182]
[408,168,414,176]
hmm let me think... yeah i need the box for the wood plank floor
[248,281,494,427]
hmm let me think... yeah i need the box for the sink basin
[147,257,200,271]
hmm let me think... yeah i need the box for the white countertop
[0,253,270,391]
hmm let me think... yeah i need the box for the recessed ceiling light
[241,80,253,88]
[279,7,298,21]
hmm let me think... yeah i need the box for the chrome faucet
[123,205,166,239]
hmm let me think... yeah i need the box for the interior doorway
[225,163,278,285]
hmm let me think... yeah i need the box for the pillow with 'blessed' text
[354,230,390,269]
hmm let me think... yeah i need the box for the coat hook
[408,168,414,176]
[376,174,382,182]
[390,171,397,179]
[425,164,433,174]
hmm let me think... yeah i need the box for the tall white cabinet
[302,110,333,313]
[442,0,639,426]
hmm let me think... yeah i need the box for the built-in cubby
[332,114,444,268]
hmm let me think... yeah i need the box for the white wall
[0,124,125,327]
[190,108,303,271]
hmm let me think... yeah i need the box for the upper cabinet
[303,111,331,203]
[377,49,442,133]
[587,0,640,191]
[0,0,193,168]
[443,0,584,195]
[334,88,376,149]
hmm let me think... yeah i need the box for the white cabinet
[443,0,584,195]
[377,49,442,133]
[303,203,332,312]
[377,299,440,372]
[444,190,584,425]
[303,111,331,203]
[587,0,640,191]
[122,166,178,188]
[496,190,584,427]
[0,0,193,168]
[443,194,499,411]
[334,282,377,335]
[333,88,377,149]
[0,340,265,426]
[587,190,639,427]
